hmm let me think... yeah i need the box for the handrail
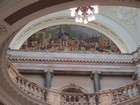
[7,58,140,105]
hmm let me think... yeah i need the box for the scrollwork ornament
[0,25,7,35]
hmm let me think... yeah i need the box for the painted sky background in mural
[20,25,120,54]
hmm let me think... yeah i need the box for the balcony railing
[7,59,140,105]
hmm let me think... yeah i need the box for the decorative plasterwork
[9,13,137,53]
[117,7,138,31]
[0,25,7,35]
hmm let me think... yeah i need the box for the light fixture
[70,6,98,24]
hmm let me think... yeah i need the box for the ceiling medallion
[70,6,99,24]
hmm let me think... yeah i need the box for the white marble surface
[7,50,133,60]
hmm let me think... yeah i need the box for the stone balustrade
[111,80,140,105]
[7,59,140,105]
[8,63,49,102]
[61,92,98,105]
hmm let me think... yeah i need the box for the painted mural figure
[20,25,120,54]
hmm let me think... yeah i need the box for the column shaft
[44,71,52,88]
[136,64,140,79]
[92,73,101,92]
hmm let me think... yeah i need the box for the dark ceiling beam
[4,0,140,25]
[4,0,73,25]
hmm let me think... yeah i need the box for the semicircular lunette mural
[20,25,120,54]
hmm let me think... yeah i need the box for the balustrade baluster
[28,84,32,96]
[93,95,96,105]
[137,82,140,94]
[30,84,34,95]
[37,88,42,99]
[95,94,99,105]
[89,95,92,105]
[132,85,137,97]
[75,96,79,105]
[135,84,139,96]
[60,95,64,105]
[63,95,66,105]
[22,80,26,92]
[69,95,71,105]
[127,87,132,98]
[43,91,47,102]
[115,92,120,104]
[78,95,82,105]
[19,77,23,89]
[118,91,123,102]
[24,82,29,93]
[20,79,25,91]
[111,92,116,105]
[16,77,20,87]
[84,95,87,105]
[34,86,38,98]
[73,96,76,104]
[11,71,17,83]
[122,88,129,101]
[35,87,38,98]
[40,90,44,100]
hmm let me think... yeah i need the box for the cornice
[8,56,134,66]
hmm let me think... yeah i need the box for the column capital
[44,69,53,73]
[92,71,101,74]
[91,71,101,79]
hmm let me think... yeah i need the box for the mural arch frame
[9,15,137,53]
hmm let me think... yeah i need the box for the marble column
[44,70,53,88]
[91,71,101,92]
[136,64,140,79]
